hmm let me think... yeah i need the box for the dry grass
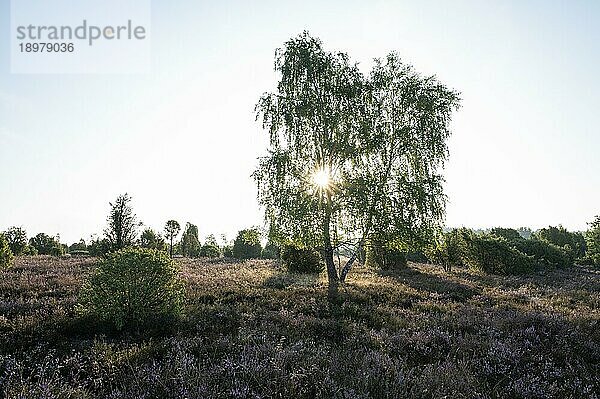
[0,255,598,398]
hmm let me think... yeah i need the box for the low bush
[69,240,88,253]
[365,240,407,270]
[460,232,536,275]
[76,247,185,330]
[281,244,323,273]
[534,225,586,260]
[22,245,38,256]
[199,243,220,258]
[88,237,111,257]
[30,233,56,255]
[222,245,234,258]
[232,228,262,259]
[426,229,466,268]
[262,242,280,259]
[50,245,66,257]
[0,233,13,269]
[139,229,167,252]
[430,229,573,274]
[510,238,572,268]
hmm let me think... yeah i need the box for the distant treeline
[1,193,599,275]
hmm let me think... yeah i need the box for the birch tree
[254,32,460,296]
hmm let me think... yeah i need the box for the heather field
[0,256,598,398]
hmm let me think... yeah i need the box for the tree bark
[323,192,339,299]
[339,239,363,283]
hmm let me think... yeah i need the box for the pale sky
[1,0,599,244]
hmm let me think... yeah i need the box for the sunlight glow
[312,168,331,190]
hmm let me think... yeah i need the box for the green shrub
[534,225,586,260]
[49,245,66,257]
[77,248,185,330]
[490,227,522,241]
[365,240,407,270]
[261,242,280,259]
[180,223,201,257]
[0,234,13,269]
[223,246,234,258]
[577,256,596,266]
[68,240,87,253]
[88,237,111,257]
[30,233,62,255]
[199,244,221,258]
[516,227,533,239]
[488,227,573,269]
[232,228,262,259]
[460,232,535,275]
[431,229,573,274]
[139,228,167,252]
[281,244,323,273]
[426,229,466,268]
[3,226,28,256]
[585,216,600,266]
[22,245,38,256]
[510,238,572,268]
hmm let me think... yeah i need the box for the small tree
[199,243,221,258]
[3,226,28,256]
[30,233,62,255]
[199,234,221,258]
[0,233,13,269]
[180,223,201,257]
[77,248,185,330]
[164,220,181,258]
[232,228,262,259]
[221,234,234,257]
[586,216,600,265]
[104,193,140,251]
[140,228,167,251]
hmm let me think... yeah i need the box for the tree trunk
[323,193,339,299]
[340,239,363,283]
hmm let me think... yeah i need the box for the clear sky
[1,0,599,244]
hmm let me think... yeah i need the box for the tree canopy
[140,228,167,252]
[30,233,62,255]
[3,226,28,256]
[180,223,201,258]
[104,193,140,251]
[254,32,460,294]
[164,220,181,258]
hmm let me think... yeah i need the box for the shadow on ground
[377,264,481,302]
